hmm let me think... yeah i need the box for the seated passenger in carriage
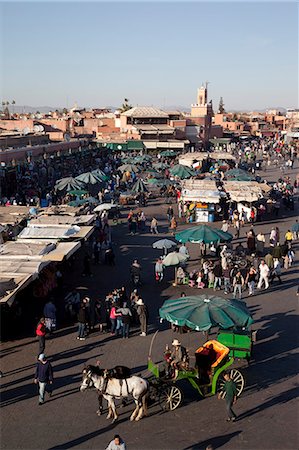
[195,341,228,384]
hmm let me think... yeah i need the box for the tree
[119,98,132,113]
[218,97,225,114]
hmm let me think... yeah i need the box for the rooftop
[122,107,169,118]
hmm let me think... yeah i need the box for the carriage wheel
[158,385,183,411]
[217,369,245,398]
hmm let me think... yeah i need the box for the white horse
[80,365,148,422]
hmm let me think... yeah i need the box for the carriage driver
[169,339,188,370]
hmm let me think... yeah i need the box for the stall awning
[181,190,221,203]
[0,275,33,306]
[42,242,81,262]
[72,226,94,240]
[127,141,144,150]
[223,181,266,202]
[29,214,95,226]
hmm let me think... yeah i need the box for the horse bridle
[83,370,95,388]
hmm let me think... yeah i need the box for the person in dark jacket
[136,298,148,336]
[34,353,53,405]
[77,302,87,340]
[213,262,222,291]
[43,300,56,334]
[36,318,46,354]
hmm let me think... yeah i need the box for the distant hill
[7,105,59,114]
[3,104,288,115]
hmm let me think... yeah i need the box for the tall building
[185,83,214,148]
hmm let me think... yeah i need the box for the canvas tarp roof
[179,152,209,166]
[209,152,236,161]
[41,242,81,262]
[0,242,56,259]
[180,179,221,203]
[17,225,81,240]
[0,206,31,225]
[30,214,95,226]
[0,241,81,262]
[0,274,33,305]
[223,181,269,202]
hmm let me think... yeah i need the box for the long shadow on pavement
[183,431,242,450]
[47,418,126,449]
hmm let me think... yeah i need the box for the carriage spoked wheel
[158,384,183,411]
[217,369,245,398]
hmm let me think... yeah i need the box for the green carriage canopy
[159,295,254,331]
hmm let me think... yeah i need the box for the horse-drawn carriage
[147,338,245,411]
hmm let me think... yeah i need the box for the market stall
[180,179,221,223]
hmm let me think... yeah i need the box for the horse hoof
[130,416,135,421]
[112,418,117,423]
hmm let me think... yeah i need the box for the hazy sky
[0,1,298,110]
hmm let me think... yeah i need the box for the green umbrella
[160,150,178,157]
[118,164,139,173]
[146,178,161,185]
[153,162,169,170]
[133,155,152,163]
[68,189,89,196]
[146,178,173,187]
[75,172,101,185]
[175,225,233,244]
[91,169,109,181]
[170,164,196,179]
[55,177,84,192]
[159,295,254,331]
[131,179,148,193]
[225,168,255,181]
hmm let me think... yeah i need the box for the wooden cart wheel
[217,369,245,398]
[158,384,183,411]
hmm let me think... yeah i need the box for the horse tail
[142,391,148,417]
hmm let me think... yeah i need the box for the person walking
[218,371,238,422]
[257,260,270,290]
[234,218,240,239]
[213,262,222,291]
[34,354,53,405]
[43,300,56,335]
[117,303,132,339]
[246,230,256,255]
[245,266,257,296]
[109,303,118,335]
[150,217,158,234]
[36,318,46,354]
[106,434,126,450]
[167,205,174,223]
[169,216,177,236]
[233,270,244,299]
[136,298,148,336]
[77,301,87,340]
[256,232,265,256]
[155,257,164,282]
[270,258,283,284]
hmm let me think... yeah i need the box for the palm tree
[119,98,132,113]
